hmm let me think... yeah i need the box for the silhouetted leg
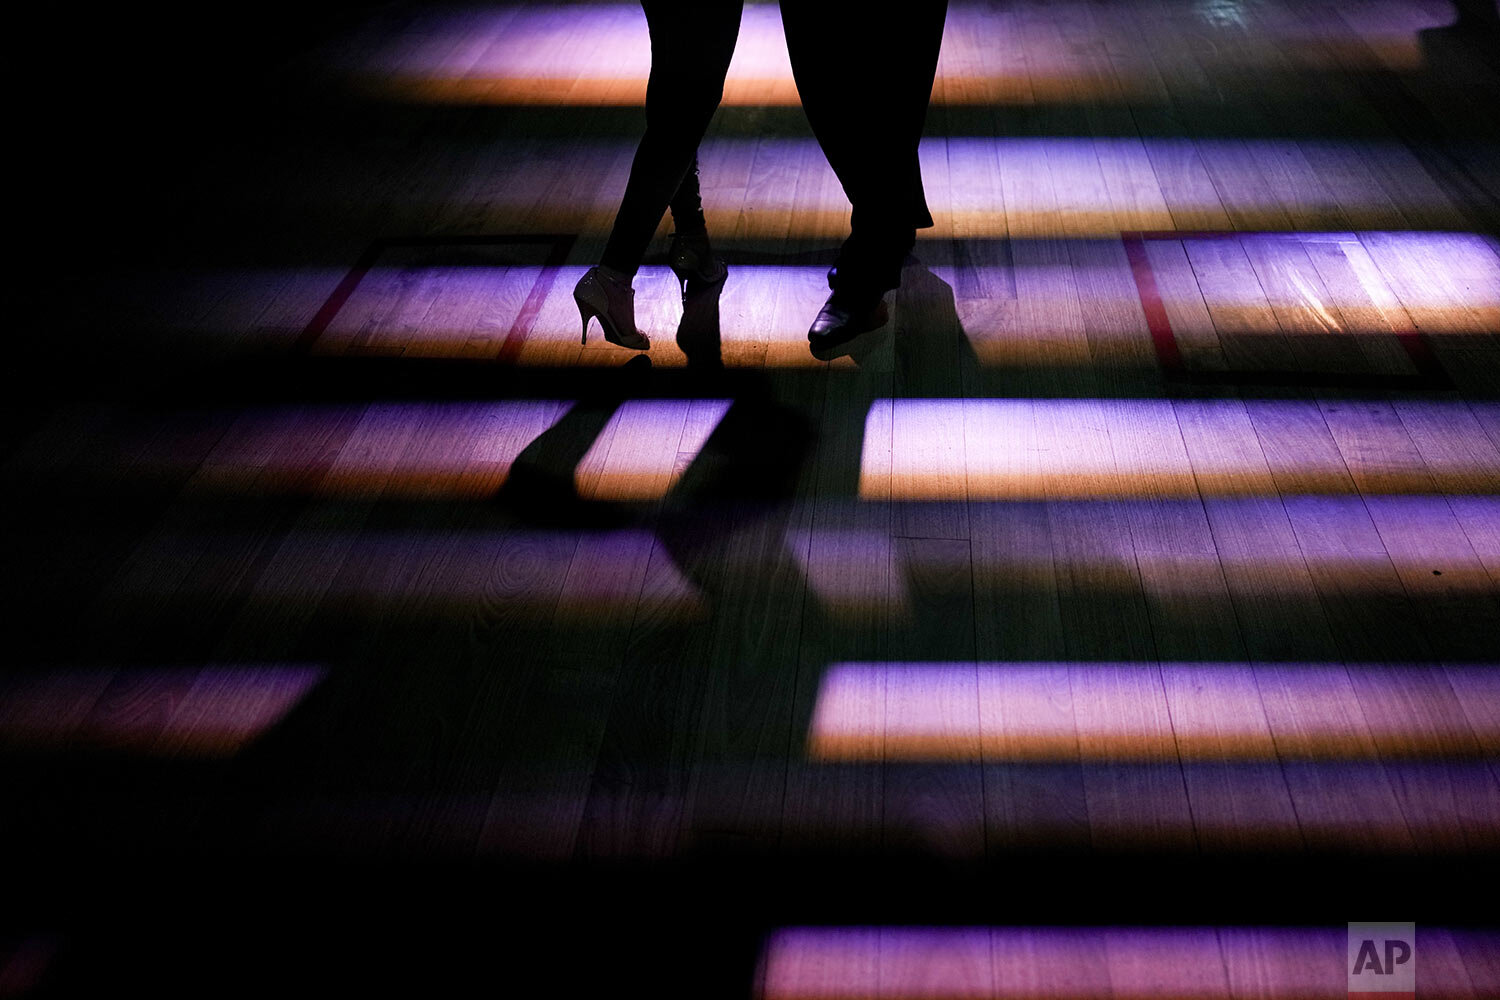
[600,3,744,277]
[668,157,709,236]
[781,2,948,296]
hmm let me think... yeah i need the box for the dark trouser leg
[833,218,918,297]
[781,2,948,294]
[600,2,743,276]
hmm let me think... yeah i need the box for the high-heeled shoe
[667,232,728,298]
[574,266,650,350]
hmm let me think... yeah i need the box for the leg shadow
[675,274,728,372]
[495,354,654,528]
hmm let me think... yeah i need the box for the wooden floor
[6,0,1500,994]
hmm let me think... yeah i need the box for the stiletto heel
[572,267,650,351]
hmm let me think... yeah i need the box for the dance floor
[6,0,1500,994]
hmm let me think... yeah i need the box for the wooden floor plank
[783,366,894,852]
[14,1,1500,984]
[883,536,986,858]
[1176,399,1419,851]
[1185,236,1300,372]
[1109,398,1304,854]
[1025,367,1195,850]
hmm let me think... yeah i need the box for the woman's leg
[667,157,708,236]
[600,3,743,277]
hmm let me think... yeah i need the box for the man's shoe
[807,289,889,350]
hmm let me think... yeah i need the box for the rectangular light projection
[759,926,1497,1000]
[125,395,1500,503]
[221,234,1494,364]
[0,666,325,757]
[810,663,1500,761]
[183,399,730,501]
[359,3,1429,107]
[861,399,1500,499]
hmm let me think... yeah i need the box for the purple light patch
[353,3,1436,108]
[576,399,732,500]
[759,925,1499,999]
[178,399,734,500]
[810,662,1499,761]
[863,399,1500,499]
[193,400,572,498]
[0,665,325,757]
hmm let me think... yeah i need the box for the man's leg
[781,2,948,343]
